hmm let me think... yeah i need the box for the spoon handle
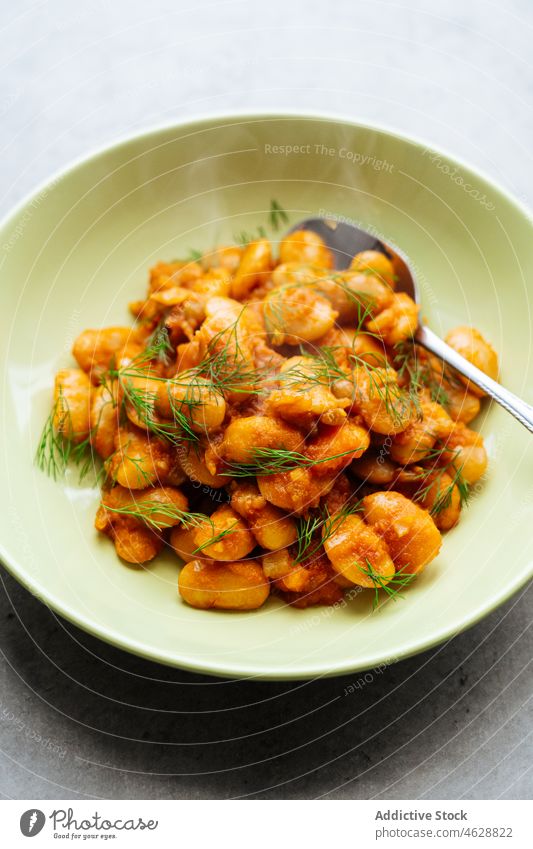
[416,325,533,435]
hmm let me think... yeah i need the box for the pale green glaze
[1,113,532,679]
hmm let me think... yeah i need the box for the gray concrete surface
[1,0,532,800]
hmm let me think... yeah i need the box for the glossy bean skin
[231,238,272,300]
[423,354,481,423]
[279,230,333,268]
[199,297,254,355]
[113,525,163,564]
[179,559,270,610]
[390,398,454,465]
[350,250,396,287]
[269,356,351,429]
[53,368,91,444]
[319,327,388,369]
[73,327,141,381]
[415,472,461,531]
[148,260,203,294]
[219,415,304,465]
[311,277,359,324]
[155,378,226,433]
[95,484,186,564]
[192,268,232,299]
[270,268,390,325]
[440,422,487,484]
[323,513,395,587]
[444,383,481,424]
[133,486,189,527]
[192,504,256,561]
[335,270,393,319]
[445,326,498,397]
[263,285,337,345]
[123,374,163,432]
[199,297,261,402]
[257,467,336,515]
[366,293,419,346]
[108,426,172,489]
[283,553,345,608]
[354,366,416,435]
[230,481,297,550]
[96,483,188,529]
[202,245,243,273]
[363,491,442,574]
[90,381,119,458]
[178,444,232,488]
[305,420,370,477]
[148,285,193,308]
[271,262,328,291]
[263,548,343,607]
[170,525,209,562]
[351,451,398,484]
[261,549,308,592]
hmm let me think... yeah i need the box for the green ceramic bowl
[1,113,532,679]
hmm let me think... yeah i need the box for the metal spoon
[289,218,533,434]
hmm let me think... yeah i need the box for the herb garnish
[360,560,417,610]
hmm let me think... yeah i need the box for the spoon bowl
[291,217,533,434]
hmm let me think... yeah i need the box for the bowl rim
[1,109,533,680]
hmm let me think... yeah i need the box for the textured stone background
[0,0,531,800]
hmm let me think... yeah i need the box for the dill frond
[352,354,418,428]
[35,393,98,482]
[227,445,367,478]
[101,501,207,531]
[294,499,363,563]
[235,199,289,245]
[360,561,417,610]
[144,321,173,365]
[406,445,470,516]
[269,199,289,232]
[394,341,451,410]
[192,519,239,554]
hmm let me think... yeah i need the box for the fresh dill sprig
[226,445,366,478]
[123,312,264,396]
[192,519,239,553]
[104,312,267,447]
[294,499,363,563]
[169,248,203,263]
[394,341,451,410]
[35,398,70,480]
[294,512,325,563]
[276,348,346,393]
[263,265,383,347]
[197,313,262,394]
[360,560,417,610]
[410,448,470,516]
[352,354,418,429]
[234,199,288,245]
[121,377,199,445]
[235,225,267,246]
[35,393,99,482]
[227,447,311,477]
[269,199,289,232]
[101,501,207,531]
[430,464,469,515]
[144,321,173,365]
